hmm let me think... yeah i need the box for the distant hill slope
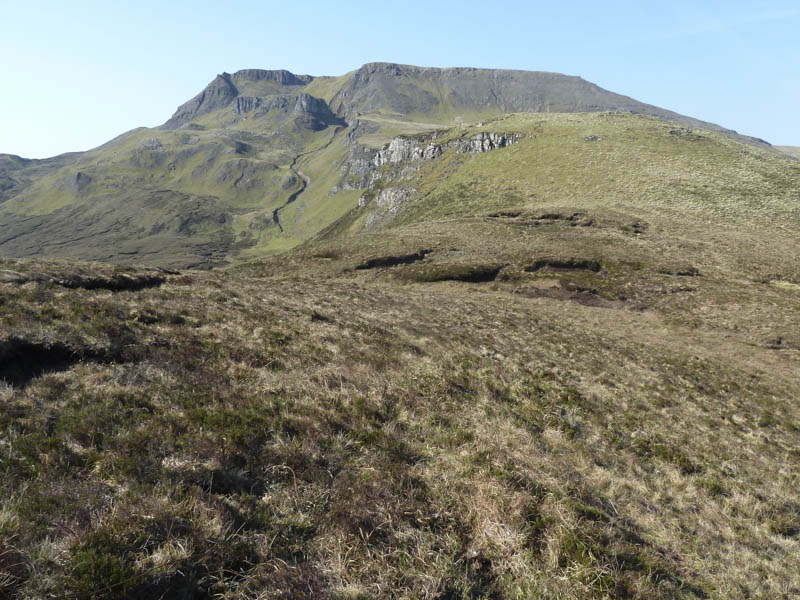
[777,145,800,160]
[312,111,800,299]
[0,63,776,267]
[328,63,769,148]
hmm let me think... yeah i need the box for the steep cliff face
[345,130,527,229]
[233,69,313,86]
[339,131,525,191]
[232,96,270,115]
[294,93,332,116]
[164,70,317,128]
[231,93,338,122]
[292,93,343,130]
[373,132,524,166]
[165,73,239,128]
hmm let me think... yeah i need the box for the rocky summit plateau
[1,63,799,599]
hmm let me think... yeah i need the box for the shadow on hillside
[0,338,82,387]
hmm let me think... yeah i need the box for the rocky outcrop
[340,131,525,192]
[350,131,526,228]
[447,132,525,153]
[375,187,415,212]
[58,172,92,195]
[231,93,342,130]
[165,70,317,127]
[293,94,342,131]
[363,188,417,230]
[338,143,381,191]
[140,138,163,150]
[233,96,263,115]
[165,74,239,128]
[232,95,285,116]
[373,137,443,165]
[294,94,332,117]
[373,132,524,167]
[231,69,313,86]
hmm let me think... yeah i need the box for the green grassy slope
[0,64,779,268]
[329,113,800,280]
[0,104,343,267]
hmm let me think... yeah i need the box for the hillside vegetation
[1,108,799,598]
[0,64,773,267]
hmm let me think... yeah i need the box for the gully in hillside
[272,126,346,232]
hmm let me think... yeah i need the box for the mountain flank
[0,63,778,268]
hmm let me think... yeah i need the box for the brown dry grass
[1,248,798,598]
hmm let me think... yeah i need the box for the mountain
[0,63,773,268]
[1,65,800,598]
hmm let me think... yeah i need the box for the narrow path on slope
[272,125,345,233]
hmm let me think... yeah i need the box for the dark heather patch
[525,259,602,273]
[356,249,431,270]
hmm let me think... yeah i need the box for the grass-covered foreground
[0,248,798,599]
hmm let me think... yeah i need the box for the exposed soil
[1,270,166,291]
[767,336,799,351]
[658,266,700,277]
[487,210,524,218]
[397,263,505,283]
[621,221,649,235]
[525,258,602,273]
[62,273,166,291]
[517,284,628,310]
[355,249,431,270]
[0,332,146,387]
[488,211,594,227]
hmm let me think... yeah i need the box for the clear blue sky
[1,0,798,158]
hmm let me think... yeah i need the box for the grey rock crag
[374,132,525,167]
[341,131,525,192]
[165,69,316,128]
